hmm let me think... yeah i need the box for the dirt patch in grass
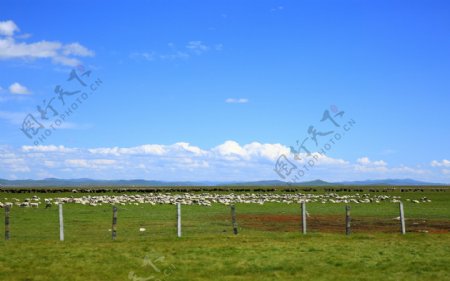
[231,214,450,234]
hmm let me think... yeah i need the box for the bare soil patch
[231,214,450,234]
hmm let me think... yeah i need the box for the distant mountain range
[0,178,447,187]
[225,179,447,186]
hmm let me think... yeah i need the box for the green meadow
[0,188,449,281]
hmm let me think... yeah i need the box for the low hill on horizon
[0,178,447,187]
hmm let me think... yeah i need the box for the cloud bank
[0,141,445,182]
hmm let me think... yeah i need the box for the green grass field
[0,188,449,281]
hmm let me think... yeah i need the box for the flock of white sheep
[0,193,431,208]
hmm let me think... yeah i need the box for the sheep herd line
[0,192,431,208]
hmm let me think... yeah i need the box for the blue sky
[0,0,449,182]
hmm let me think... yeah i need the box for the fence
[3,200,446,242]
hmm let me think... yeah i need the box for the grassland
[0,187,449,281]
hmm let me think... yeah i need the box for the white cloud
[431,159,450,167]
[357,157,387,166]
[22,145,76,153]
[0,157,30,173]
[131,50,189,61]
[65,159,117,169]
[44,160,57,168]
[0,20,94,66]
[354,157,389,173]
[354,165,388,173]
[88,143,206,157]
[0,141,443,182]
[225,98,249,104]
[271,6,284,12]
[88,144,167,156]
[51,55,82,67]
[390,165,428,175]
[64,159,85,168]
[159,51,190,60]
[131,41,221,62]
[9,82,30,94]
[243,142,290,161]
[130,51,156,61]
[307,153,349,166]
[211,141,346,166]
[186,41,209,54]
[213,140,248,160]
[357,157,370,165]
[0,20,19,36]
[62,42,94,57]
[172,142,207,155]
[354,157,427,175]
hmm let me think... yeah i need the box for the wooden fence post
[301,201,307,234]
[399,202,406,234]
[231,205,238,235]
[112,206,117,240]
[59,203,64,241]
[5,205,10,240]
[345,205,351,235]
[177,203,181,238]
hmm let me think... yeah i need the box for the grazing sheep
[36,192,424,207]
